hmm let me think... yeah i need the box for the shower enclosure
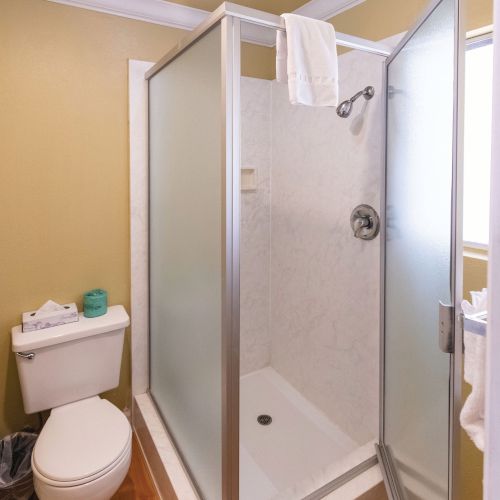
[146,0,463,498]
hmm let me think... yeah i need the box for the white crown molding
[293,0,366,21]
[46,0,209,30]
[46,0,366,46]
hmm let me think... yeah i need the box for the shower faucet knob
[353,216,371,237]
[350,204,380,240]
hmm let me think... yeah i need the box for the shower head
[336,86,375,118]
[336,99,354,118]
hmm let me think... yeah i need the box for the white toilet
[12,305,132,500]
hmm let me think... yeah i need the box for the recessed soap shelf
[241,167,257,192]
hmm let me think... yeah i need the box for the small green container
[83,289,108,318]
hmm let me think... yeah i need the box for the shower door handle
[438,302,454,353]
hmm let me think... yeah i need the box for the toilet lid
[33,397,131,482]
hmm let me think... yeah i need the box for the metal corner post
[221,13,241,500]
[379,57,389,448]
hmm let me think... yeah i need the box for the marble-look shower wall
[240,77,272,375]
[269,50,384,444]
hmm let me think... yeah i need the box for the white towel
[460,288,488,451]
[276,13,339,107]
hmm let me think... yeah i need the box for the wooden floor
[357,482,389,500]
[112,433,159,500]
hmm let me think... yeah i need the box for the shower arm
[348,86,374,104]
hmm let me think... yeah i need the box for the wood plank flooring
[112,433,159,500]
[357,482,389,500]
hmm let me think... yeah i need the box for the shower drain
[257,414,272,426]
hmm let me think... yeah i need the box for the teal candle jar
[83,289,108,318]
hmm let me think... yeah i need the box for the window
[463,36,493,247]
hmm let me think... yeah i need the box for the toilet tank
[12,305,130,414]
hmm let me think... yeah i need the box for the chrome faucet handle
[350,204,380,240]
[353,216,371,238]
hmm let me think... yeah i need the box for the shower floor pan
[240,367,364,499]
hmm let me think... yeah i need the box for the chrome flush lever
[16,352,35,360]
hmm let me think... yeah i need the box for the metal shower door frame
[145,11,241,499]
[376,0,465,499]
[147,5,393,499]
[144,3,415,499]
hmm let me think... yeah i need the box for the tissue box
[22,303,79,332]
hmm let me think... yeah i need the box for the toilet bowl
[32,397,132,500]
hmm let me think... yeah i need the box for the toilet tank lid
[12,305,130,352]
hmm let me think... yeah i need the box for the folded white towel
[460,288,488,451]
[276,14,339,107]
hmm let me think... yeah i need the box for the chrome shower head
[336,99,353,118]
[336,86,375,118]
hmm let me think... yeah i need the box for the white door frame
[484,1,500,498]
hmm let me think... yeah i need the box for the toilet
[12,305,131,500]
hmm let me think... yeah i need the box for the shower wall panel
[240,77,272,375]
[269,50,384,444]
[240,49,384,444]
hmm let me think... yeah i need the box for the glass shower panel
[149,25,222,500]
[384,0,455,498]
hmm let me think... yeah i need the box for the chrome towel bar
[463,312,487,337]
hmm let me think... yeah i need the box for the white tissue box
[22,303,79,332]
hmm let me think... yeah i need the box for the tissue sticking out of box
[22,300,79,332]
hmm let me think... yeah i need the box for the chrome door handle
[16,352,35,360]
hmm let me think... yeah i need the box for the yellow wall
[0,0,187,438]
[241,42,275,80]
[330,0,492,41]
[0,0,323,439]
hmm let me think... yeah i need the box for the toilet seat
[32,396,131,487]
[32,440,131,500]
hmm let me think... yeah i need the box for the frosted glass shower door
[148,25,224,500]
[381,0,460,498]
